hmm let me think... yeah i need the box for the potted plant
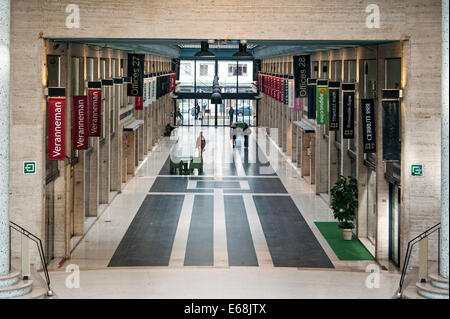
[330,176,358,240]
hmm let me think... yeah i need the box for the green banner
[316,85,328,124]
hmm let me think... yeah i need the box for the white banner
[150,77,157,103]
[288,80,295,108]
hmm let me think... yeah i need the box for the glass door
[389,184,401,266]
[367,169,377,245]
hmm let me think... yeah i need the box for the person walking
[243,123,251,148]
[195,103,200,120]
[196,131,206,157]
[230,123,237,149]
[228,106,235,126]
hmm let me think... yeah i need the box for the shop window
[181,62,192,75]
[367,169,377,246]
[321,61,329,79]
[389,183,401,266]
[312,61,319,78]
[385,58,402,89]
[47,55,60,87]
[120,59,124,77]
[344,60,356,83]
[100,59,107,140]
[111,83,115,135]
[331,60,342,81]
[100,59,106,80]
[71,57,81,162]
[45,55,60,182]
[86,58,95,82]
[228,64,248,77]
[363,60,377,99]
[200,64,209,76]
[71,57,80,96]
[111,59,117,78]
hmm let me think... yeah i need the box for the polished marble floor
[47,126,400,298]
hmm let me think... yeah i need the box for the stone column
[440,0,449,280]
[0,0,10,276]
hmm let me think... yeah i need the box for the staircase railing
[9,221,53,297]
[397,222,441,298]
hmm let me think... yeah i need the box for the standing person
[228,106,235,126]
[196,131,206,156]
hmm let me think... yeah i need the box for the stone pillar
[440,0,449,279]
[0,0,10,276]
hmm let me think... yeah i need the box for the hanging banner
[170,73,177,92]
[284,78,289,105]
[72,96,88,150]
[48,97,66,160]
[382,100,400,161]
[361,99,376,153]
[328,83,340,131]
[127,53,145,97]
[307,79,316,119]
[293,55,311,98]
[135,96,144,110]
[88,87,102,137]
[288,80,295,108]
[294,97,302,112]
[316,81,328,125]
[343,91,355,139]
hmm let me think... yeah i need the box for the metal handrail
[397,222,441,298]
[9,221,53,297]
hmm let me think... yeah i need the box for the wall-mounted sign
[361,99,376,153]
[127,53,144,97]
[307,79,316,119]
[328,85,339,130]
[343,91,355,139]
[382,100,400,161]
[88,82,102,137]
[411,164,423,176]
[72,96,88,150]
[294,55,310,98]
[316,81,328,125]
[48,97,66,160]
[23,161,36,174]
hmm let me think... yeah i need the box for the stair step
[416,281,449,299]
[402,285,426,299]
[0,280,33,299]
[14,285,48,299]
[0,271,21,287]
[429,273,449,290]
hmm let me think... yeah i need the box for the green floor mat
[314,222,374,260]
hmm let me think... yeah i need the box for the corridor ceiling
[49,38,396,59]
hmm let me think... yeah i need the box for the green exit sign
[23,161,36,174]
[411,164,423,176]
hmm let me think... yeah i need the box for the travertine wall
[9,0,443,268]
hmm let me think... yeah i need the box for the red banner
[135,96,143,110]
[88,89,102,137]
[169,73,176,92]
[73,96,88,150]
[48,97,66,161]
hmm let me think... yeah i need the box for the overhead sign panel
[361,98,376,153]
[294,55,310,98]
[127,53,145,97]
[48,97,66,160]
